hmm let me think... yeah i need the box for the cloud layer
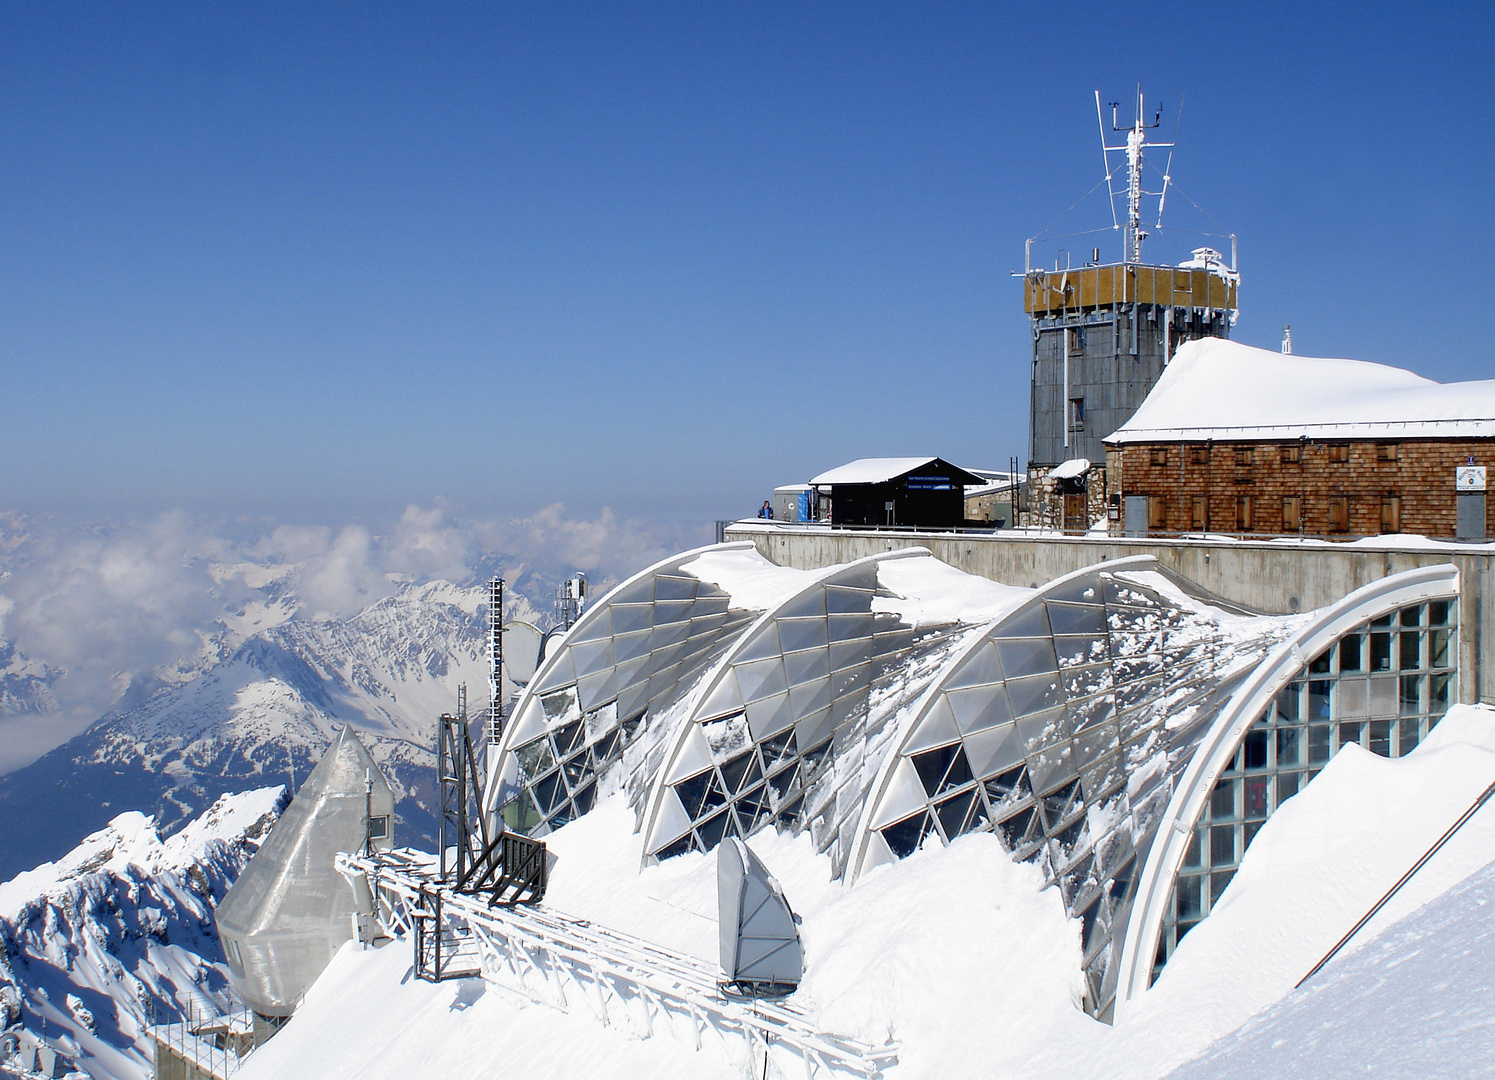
[0,503,688,773]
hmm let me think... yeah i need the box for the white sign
[1457,466,1487,492]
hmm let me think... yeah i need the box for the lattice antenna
[1097,85,1172,263]
[488,578,504,745]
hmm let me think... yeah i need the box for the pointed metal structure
[215,726,394,1019]
[716,838,803,995]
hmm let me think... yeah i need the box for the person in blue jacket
[758,500,774,519]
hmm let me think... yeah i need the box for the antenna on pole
[1099,85,1171,263]
[488,578,504,746]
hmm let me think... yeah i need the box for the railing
[341,850,899,1079]
[147,1000,257,1079]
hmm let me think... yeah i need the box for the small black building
[810,457,986,529]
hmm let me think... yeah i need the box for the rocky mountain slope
[0,788,286,1080]
[0,580,517,882]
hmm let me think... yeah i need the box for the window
[367,814,390,840]
[1067,326,1085,351]
[1191,496,1207,530]
[1381,496,1402,534]
[1235,447,1254,466]
[1282,496,1303,532]
[1189,445,1209,465]
[1069,398,1085,429]
[1150,447,1168,467]
[1281,443,1301,465]
[1329,444,1350,463]
[1329,495,1350,532]
[1148,496,1167,531]
[1236,495,1253,531]
[1377,444,1399,462]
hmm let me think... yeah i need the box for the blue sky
[1,1,1491,531]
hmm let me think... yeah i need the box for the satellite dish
[502,620,543,686]
[717,838,803,996]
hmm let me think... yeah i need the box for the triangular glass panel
[779,587,828,620]
[983,764,1031,809]
[650,620,692,652]
[611,628,653,664]
[825,584,874,614]
[793,707,835,752]
[653,599,696,624]
[667,722,716,784]
[608,601,655,634]
[653,573,698,602]
[787,678,832,718]
[778,617,829,653]
[881,811,933,858]
[1026,737,1076,794]
[961,723,1024,780]
[997,637,1060,681]
[733,624,783,664]
[904,698,961,756]
[745,691,795,741]
[784,647,831,689]
[531,649,577,694]
[736,656,788,704]
[944,641,1004,691]
[1046,601,1107,638]
[565,608,613,645]
[912,743,963,797]
[700,671,745,720]
[568,637,615,680]
[946,683,1014,735]
[828,635,873,672]
[995,603,1053,642]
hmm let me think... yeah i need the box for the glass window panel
[1370,676,1398,718]
[1276,725,1302,767]
[1338,721,1364,749]
[1006,673,1064,717]
[1371,612,1394,629]
[1210,870,1235,907]
[1369,720,1393,757]
[1338,634,1363,673]
[1243,777,1270,820]
[1309,680,1333,719]
[1244,821,1263,849]
[1399,717,1421,754]
[1276,771,1301,804]
[936,789,978,840]
[995,806,1036,854]
[1401,674,1425,717]
[1370,633,1393,671]
[1399,632,1422,671]
[983,765,1031,806]
[1400,604,1425,627]
[1309,650,1331,674]
[997,637,1060,680]
[1209,826,1236,867]
[1429,599,1452,626]
[1210,779,1238,821]
[1432,674,1452,712]
[1338,678,1370,720]
[1176,875,1203,920]
[1275,684,1302,722]
[913,744,965,797]
[1309,724,1332,764]
[1243,727,1269,770]
[1431,629,1451,668]
[1181,830,1202,869]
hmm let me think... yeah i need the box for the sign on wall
[1457,466,1487,492]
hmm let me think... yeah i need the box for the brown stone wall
[1111,438,1494,539]
[1022,464,1110,532]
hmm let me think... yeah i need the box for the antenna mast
[488,578,504,746]
[1097,86,1171,263]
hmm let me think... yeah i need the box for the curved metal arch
[845,555,1303,1021]
[637,547,936,866]
[846,555,1159,883]
[1115,562,1462,1015]
[482,541,768,824]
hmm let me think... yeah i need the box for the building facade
[1111,437,1493,539]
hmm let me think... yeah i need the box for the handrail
[1297,776,1495,987]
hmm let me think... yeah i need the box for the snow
[0,787,286,1080]
[1048,458,1091,480]
[809,458,943,485]
[227,703,1495,1080]
[1108,338,1495,442]
[873,555,1031,627]
[677,546,814,612]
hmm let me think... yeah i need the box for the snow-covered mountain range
[0,787,285,1080]
[0,579,532,883]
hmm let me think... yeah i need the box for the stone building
[1105,339,1495,540]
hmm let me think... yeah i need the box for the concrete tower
[1024,90,1239,529]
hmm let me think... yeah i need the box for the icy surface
[0,787,285,1080]
[1110,337,1495,441]
[872,555,1030,626]
[677,546,814,612]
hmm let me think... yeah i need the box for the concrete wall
[725,522,1493,705]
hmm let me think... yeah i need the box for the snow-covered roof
[1049,457,1091,480]
[807,454,992,484]
[1106,338,1495,443]
[809,457,941,485]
